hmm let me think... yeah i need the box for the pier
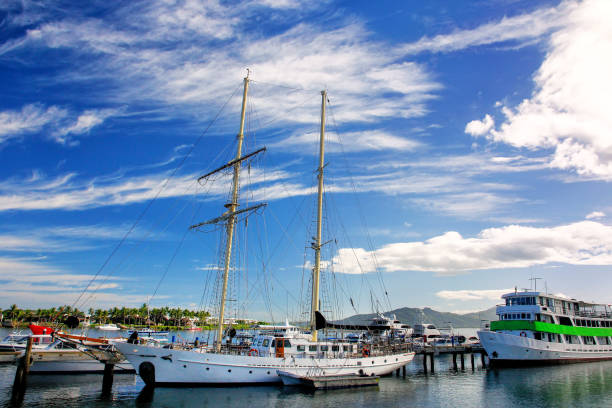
[416,345,488,373]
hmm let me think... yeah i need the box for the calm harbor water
[2,329,612,407]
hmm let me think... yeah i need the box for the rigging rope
[71,84,243,311]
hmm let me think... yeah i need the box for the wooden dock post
[11,337,33,403]
[452,352,457,370]
[422,354,428,374]
[470,353,475,370]
[480,351,486,368]
[402,365,406,378]
[101,362,115,397]
[429,353,435,373]
[396,368,400,376]
[460,353,465,370]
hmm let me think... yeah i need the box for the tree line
[0,304,221,328]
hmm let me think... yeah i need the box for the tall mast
[311,90,326,342]
[216,74,249,352]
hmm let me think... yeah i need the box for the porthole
[384,360,387,363]
[372,361,375,364]
[249,370,253,374]
[206,367,210,371]
[267,371,271,374]
[228,369,232,372]
[183,365,187,368]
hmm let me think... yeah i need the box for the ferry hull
[478,330,612,366]
[114,342,414,386]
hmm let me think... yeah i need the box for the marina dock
[415,344,488,373]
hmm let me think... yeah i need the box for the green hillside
[338,306,497,328]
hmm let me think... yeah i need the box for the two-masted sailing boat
[113,75,415,385]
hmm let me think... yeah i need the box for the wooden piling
[470,353,475,370]
[396,368,400,376]
[480,351,486,368]
[460,353,465,370]
[422,354,428,374]
[11,336,33,402]
[402,365,406,377]
[429,353,435,373]
[452,352,457,370]
[102,362,115,396]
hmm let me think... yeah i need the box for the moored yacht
[113,75,415,385]
[478,290,612,365]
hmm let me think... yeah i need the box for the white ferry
[478,290,612,366]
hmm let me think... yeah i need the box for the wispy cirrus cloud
[0,256,147,308]
[273,129,422,153]
[0,104,120,145]
[0,104,67,142]
[0,1,441,132]
[402,1,576,54]
[332,220,612,275]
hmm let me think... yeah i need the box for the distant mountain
[337,306,497,328]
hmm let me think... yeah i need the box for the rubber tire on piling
[139,362,155,386]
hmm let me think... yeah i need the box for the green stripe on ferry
[490,320,612,336]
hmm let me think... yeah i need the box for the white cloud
[586,211,605,219]
[402,1,575,54]
[0,104,118,145]
[465,114,494,136]
[436,289,512,301]
[332,220,612,275]
[0,2,441,131]
[274,129,422,153]
[0,256,145,308]
[411,192,522,219]
[0,104,67,142]
[468,0,612,179]
[52,108,119,143]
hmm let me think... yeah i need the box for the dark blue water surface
[2,355,612,408]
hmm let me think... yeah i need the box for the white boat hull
[478,330,612,366]
[114,342,414,385]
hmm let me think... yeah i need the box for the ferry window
[539,297,544,306]
[262,339,269,347]
[521,313,526,319]
[297,345,305,352]
[284,340,291,347]
[320,345,329,351]
[534,333,541,340]
[506,299,510,306]
[308,345,317,352]
[332,345,339,352]
[271,340,275,347]
[343,346,351,352]
[559,316,573,326]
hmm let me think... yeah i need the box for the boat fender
[248,348,258,356]
[520,332,527,337]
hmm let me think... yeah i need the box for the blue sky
[1,0,611,321]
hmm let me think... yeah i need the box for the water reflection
[1,358,612,407]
